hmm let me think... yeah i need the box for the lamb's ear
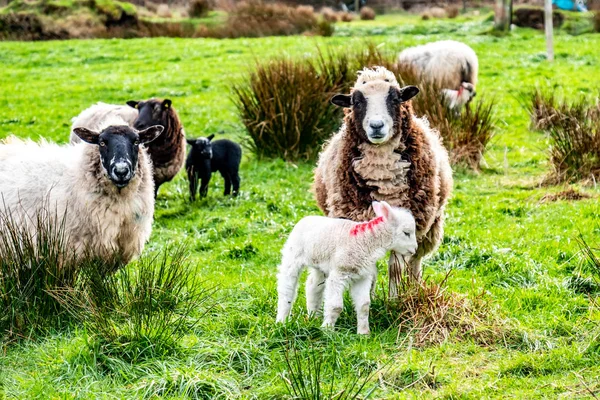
[331,94,352,108]
[73,127,100,145]
[399,86,419,102]
[126,100,139,109]
[186,138,197,146]
[162,99,172,109]
[207,134,215,141]
[372,201,391,219]
[138,125,164,144]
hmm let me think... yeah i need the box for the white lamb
[276,201,418,335]
[0,118,163,264]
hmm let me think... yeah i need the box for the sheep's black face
[73,125,164,189]
[331,85,419,144]
[127,99,172,133]
[187,134,214,160]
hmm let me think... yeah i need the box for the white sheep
[70,102,139,138]
[398,40,479,109]
[276,201,418,335]
[0,117,163,264]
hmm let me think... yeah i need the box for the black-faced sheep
[313,67,453,295]
[397,40,479,109]
[185,135,242,200]
[1,118,163,264]
[71,98,186,197]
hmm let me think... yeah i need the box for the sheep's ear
[399,86,419,102]
[372,201,391,219]
[331,94,352,108]
[138,125,164,144]
[207,134,215,141]
[73,127,100,145]
[127,100,139,109]
[186,138,197,146]
[162,99,172,109]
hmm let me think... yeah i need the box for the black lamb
[186,135,242,200]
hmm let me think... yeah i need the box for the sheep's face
[187,134,214,160]
[127,99,172,133]
[331,84,419,145]
[73,125,163,188]
[373,201,418,257]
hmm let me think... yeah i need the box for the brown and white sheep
[313,67,453,294]
[71,98,186,197]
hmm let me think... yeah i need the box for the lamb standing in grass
[0,119,163,264]
[276,201,417,335]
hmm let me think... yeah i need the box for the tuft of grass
[56,245,216,362]
[360,6,375,21]
[531,91,600,185]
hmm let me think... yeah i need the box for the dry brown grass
[360,6,376,20]
[188,0,212,18]
[321,6,338,22]
[446,4,460,18]
[539,188,592,203]
[339,11,354,22]
[156,4,172,18]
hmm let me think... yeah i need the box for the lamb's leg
[276,258,304,323]
[350,274,373,335]
[231,171,240,196]
[187,169,197,201]
[322,271,348,329]
[200,174,211,198]
[306,268,326,317]
[221,171,232,196]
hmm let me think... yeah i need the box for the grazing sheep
[185,135,242,200]
[398,40,479,109]
[71,98,186,197]
[276,201,417,334]
[313,67,453,296]
[1,118,163,264]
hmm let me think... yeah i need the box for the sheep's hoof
[357,328,370,335]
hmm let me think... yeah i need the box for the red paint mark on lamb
[350,216,384,236]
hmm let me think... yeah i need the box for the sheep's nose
[114,163,131,179]
[370,120,384,130]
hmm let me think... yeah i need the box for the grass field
[1,13,600,399]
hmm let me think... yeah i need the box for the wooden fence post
[545,0,554,61]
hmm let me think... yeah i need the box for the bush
[321,6,338,22]
[360,6,375,20]
[446,5,460,18]
[188,0,211,18]
[528,89,600,184]
[232,54,353,160]
[156,3,171,17]
[339,11,353,22]
[513,7,564,30]
[197,0,321,38]
[594,11,600,32]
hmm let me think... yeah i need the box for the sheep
[313,66,453,297]
[1,118,163,264]
[276,201,417,335]
[397,40,478,109]
[71,98,186,197]
[185,135,242,200]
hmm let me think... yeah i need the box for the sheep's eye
[385,79,390,82]
[134,140,140,146]
[404,231,411,237]
[99,141,106,147]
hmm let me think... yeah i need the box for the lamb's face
[187,134,214,160]
[331,83,419,145]
[127,98,172,132]
[373,201,417,256]
[73,125,163,188]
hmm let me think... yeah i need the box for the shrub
[360,6,375,20]
[57,245,216,362]
[446,5,460,18]
[188,0,211,18]
[0,205,121,340]
[232,54,353,160]
[196,0,320,38]
[528,89,600,184]
[321,6,338,22]
[594,11,600,32]
[339,11,353,22]
[156,3,171,18]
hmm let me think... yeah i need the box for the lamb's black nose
[369,120,384,130]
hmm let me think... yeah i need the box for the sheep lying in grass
[313,67,453,296]
[71,99,186,197]
[398,40,478,110]
[0,118,163,264]
[276,201,417,334]
[185,135,242,200]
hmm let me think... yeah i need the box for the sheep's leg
[231,171,240,196]
[276,258,304,323]
[322,272,348,329]
[221,170,232,196]
[387,251,401,299]
[350,274,373,335]
[187,169,197,201]
[306,268,326,317]
[200,175,211,198]
[408,256,423,282]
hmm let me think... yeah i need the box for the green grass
[1,14,600,398]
